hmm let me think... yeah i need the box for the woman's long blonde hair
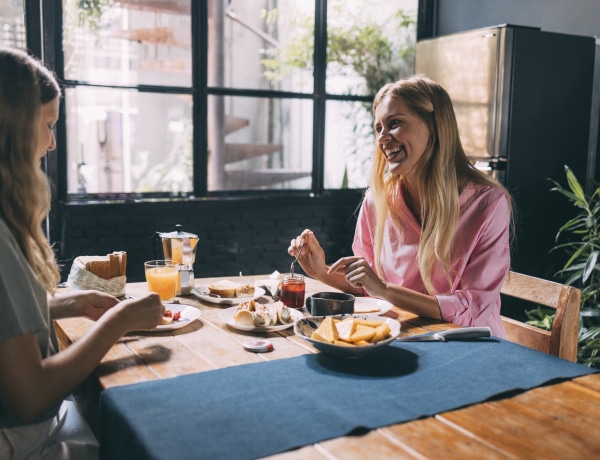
[0,48,61,292]
[369,75,512,294]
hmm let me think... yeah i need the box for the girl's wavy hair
[369,74,512,293]
[0,47,61,292]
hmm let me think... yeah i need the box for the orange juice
[145,265,178,301]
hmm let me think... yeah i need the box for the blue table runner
[100,338,596,460]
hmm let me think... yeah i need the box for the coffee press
[152,224,198,295]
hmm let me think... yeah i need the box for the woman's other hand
[328,256,386,297]
[288,229,328,279]
[49,290,119,320]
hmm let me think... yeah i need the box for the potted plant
[544,165,600,368]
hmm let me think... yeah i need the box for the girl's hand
[49,290,119,320]
[109,293,164,333]
[328,256,386,297]
[288,229,328,279]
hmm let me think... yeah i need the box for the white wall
[436,0,600,38]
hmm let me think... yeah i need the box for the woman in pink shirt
[289,75,512,338]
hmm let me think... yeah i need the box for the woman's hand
[328,256,387,297]
[288,229,328,279]
[49,290,119,320]
[106,293,164,333]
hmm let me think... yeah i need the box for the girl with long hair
[289,75,512,337]
[0,47,163,459]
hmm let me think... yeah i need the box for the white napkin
[67,263,126,297]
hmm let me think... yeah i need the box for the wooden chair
[500,271,581,362]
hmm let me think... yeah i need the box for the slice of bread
[208,279,239,298]
[74,251,127,279]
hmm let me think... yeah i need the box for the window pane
[207,95,312,191]
[0,0,25,50]
[326,0,417,96]
[65,87,193,196]
[324,100,373,190]
[63,0,191,87]
[212,0,314,93]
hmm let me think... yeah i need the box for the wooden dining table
[54,275,600,459]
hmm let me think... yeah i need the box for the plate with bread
[154,303,201,331]
[193,279,265,305]
[294,314,400,358]
[220,300,304,332]
[353,297,393,316]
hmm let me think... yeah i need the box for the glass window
[0,0,26,50]
[324,100,374,189]
[207,95,313,191]
[63,0,191,87]
[326,0,417,96]
[55,0,417,199]
[323,0,417,190]
[218,0,314,93]
[65,87,193,196]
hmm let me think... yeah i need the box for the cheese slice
[371,322,391,342]
[313,317,339,343]
[353,319,385,328]
[350,324,376,343]
[336,319,357,342]
[333,340,355,347]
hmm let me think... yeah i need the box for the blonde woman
[0,48,163,458]
[289,75,512,338]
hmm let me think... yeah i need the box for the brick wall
[54,192,364,283]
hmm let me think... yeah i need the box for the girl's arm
[0,294,162,424]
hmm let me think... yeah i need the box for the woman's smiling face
[374,95,430,178]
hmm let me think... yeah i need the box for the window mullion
[312,0,328,196]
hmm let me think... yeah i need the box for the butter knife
[396,326,492,342]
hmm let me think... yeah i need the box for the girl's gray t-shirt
[0,217,59,428]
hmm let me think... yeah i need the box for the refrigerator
[415,24,598,281]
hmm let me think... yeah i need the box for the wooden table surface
[54,275,600,459]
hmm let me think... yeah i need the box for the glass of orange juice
[144,260,178,302]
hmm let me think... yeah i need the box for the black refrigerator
[416,24,598,280]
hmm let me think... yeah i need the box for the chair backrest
[500,271,581,361]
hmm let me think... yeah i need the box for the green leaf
[566,166,586,201]
[583,251,600,283]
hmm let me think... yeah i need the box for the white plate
[192,286,266,305]
[219,305,304,332]
[154,303,201,331]
[294,314,400,358]
[353,297,393,316]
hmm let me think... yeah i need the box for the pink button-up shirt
[353,184,510,338]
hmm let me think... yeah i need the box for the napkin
[67,263,126,297]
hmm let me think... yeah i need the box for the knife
[396,326,492,342]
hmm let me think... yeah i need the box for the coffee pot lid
[156,224,198,239]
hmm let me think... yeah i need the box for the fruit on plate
[160,309,181,325]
